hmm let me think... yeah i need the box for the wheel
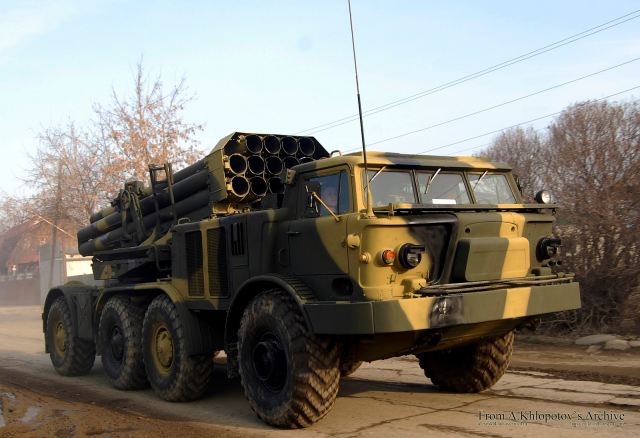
[417,331,514,392]
[238,289,341,428]
[98,296,148,389]
[142,295,213,401]
[340,361,363,378]
[46,296,95,376]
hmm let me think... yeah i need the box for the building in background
[0,219,94,306]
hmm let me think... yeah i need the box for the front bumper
[304,280,581,335]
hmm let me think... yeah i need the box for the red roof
[0,220,76,270]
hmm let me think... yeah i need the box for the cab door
[288,169,351,278]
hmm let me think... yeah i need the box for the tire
[98,296,148,389]
[46,296,95,376]
[238,289,341,428]
[142,295,213,401]
[340,361,363,378]
[417,331,514,392]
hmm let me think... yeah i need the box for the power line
[296,9,640,135]
[450,142,492,156]
[342,58,640,153]
[362,57,639,148]
[416,85,640,155]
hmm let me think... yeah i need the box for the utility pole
[48,161,63,289]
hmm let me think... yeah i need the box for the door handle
[287,231,301,236]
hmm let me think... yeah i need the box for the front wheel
[238,289,341,428]
[142,295,213,401]
[416,331,514,392]
[46,296,95,376]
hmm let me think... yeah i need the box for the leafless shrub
[484,99,640,333]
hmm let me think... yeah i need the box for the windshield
[361,168,517,207]
[468,173,516,204]
[364,170,416,206]
[417,172,470,205]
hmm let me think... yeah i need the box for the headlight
[534,190,552,204]
[536,238,561,261]
[398,244,425,269]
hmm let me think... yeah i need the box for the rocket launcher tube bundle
[79,132,328,256]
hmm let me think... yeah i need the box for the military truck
[42,132,580,428]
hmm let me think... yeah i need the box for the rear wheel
[238,289,341,428]
[46,296,95,376]
[417,331,514,392]
[142,295,213,401]
[98,296,148,389]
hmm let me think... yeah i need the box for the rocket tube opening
[298,137,315,157]
[263,135,281,155]
[228,154,248,174]
[249,176,268,197]
[268,177,285,194]
[299,156,314,164]
[265,156,284,175]
[281,136,298,156]
[283,156,299,169]
[245,134,263,154]
[229,175,250,198]
[247,155,265,175]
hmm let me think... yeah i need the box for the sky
[1,0,639,196]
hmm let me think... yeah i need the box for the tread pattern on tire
[238,289,341,428]
[47,296,95,376]
[99,296,148,390]
[142,295,213,402]
[417,331,514,393]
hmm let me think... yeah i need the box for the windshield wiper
[472,170,489,190]
[424,168,441,194]
[368,166,387,184]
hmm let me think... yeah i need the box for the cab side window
[306,171,350,216]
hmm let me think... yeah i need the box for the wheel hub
[252,333,286,391]
[110,325,124,361]
[154,326,173,370]
[54,321,67,355]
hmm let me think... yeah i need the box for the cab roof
[293,151,512,172]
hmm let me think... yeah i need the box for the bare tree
[545,100,640,331]
[26,124,104,233]
[480,126,545,201]
[482,99,640,333]
[0,194,36,233]
[19,60,204,239]
[93,59,203,192]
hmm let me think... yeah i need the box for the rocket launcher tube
[268,177,285,194]
[265,156,284,176]
[77,168,210,243]
[263,135,281,155]
[246,176,268,200]
[298,137,315,157]
[281,136,298,156]
[89,205,117,224]
[283,156,299,169]
[79,188,212,255]
[225,153,248,175]
[226,175,250,200]
[246,155,265,176]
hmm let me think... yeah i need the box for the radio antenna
[347,0,374,217]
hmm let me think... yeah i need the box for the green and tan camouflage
[42,132,581,428]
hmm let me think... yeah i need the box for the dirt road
[1,306,639,437]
